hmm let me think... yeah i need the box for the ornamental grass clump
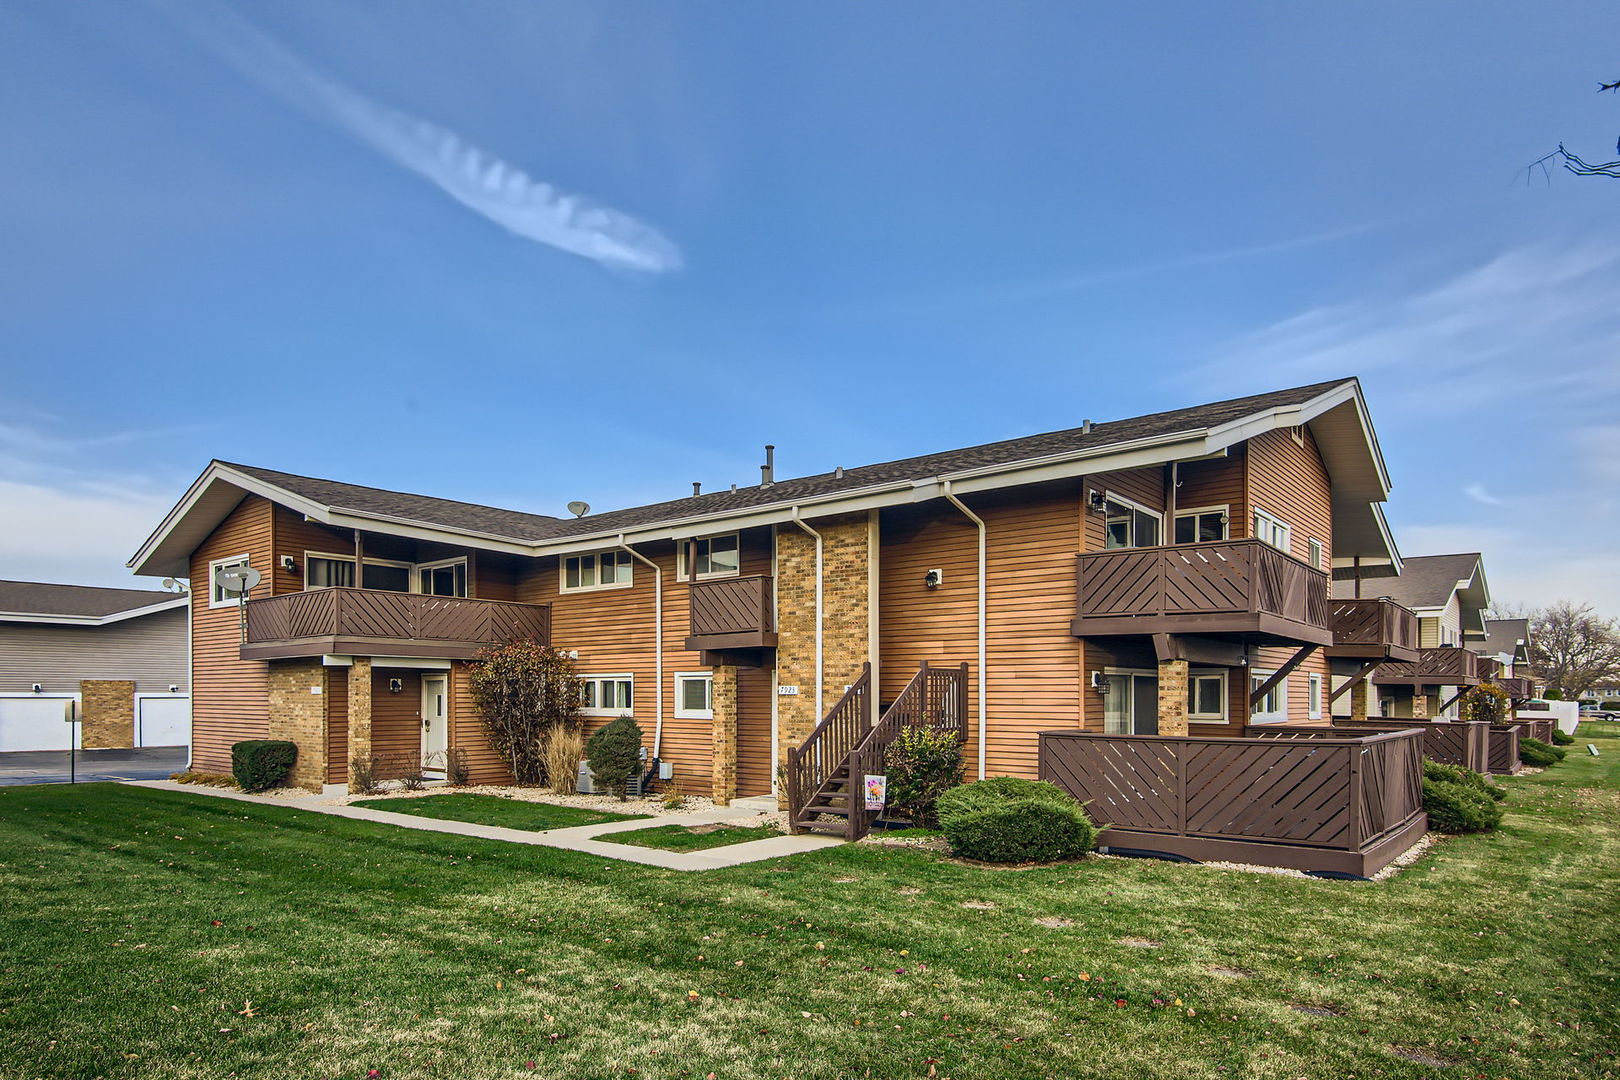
[883,725,965,829]
[1520,736,1566,767]
[936,776,1096,863]
[586,715,644,800]
[542,722,585,795]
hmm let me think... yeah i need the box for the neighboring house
[1472,617,1536,702]
[129,377,1400,815]
[0,580,189,753]
[1331,553,1492,720]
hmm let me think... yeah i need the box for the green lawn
[1,742,1617,1080]
[601,822,782,851]
[350,792,646,831]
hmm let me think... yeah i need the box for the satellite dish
[215,565,262,596]
[161,578,178,590]
[566,501,591,518]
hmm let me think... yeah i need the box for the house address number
[777,685,800,696]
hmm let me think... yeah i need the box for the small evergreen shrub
[586,716,643,800]
[883,725,965,829]
[936,777,1096,863]
[1423,759,1505,802]
[1422,778,1504,833]
[1520,737,1565,767]
[231,740,297,793]
[1551,728,1575,746]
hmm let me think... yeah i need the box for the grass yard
[1,740,1617,1080]
[602,822,783,852]
[350,793,646,831]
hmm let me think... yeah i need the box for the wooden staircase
[786,661,968,841]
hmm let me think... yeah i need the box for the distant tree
[1528,602,1620,700]
[1528,78,1620,182]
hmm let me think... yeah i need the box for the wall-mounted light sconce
[1086,489,1108,515]
[168,685,180,694]
[923,568,943,589]
[388,678,404,694]
[31,683,43,694]
[1090,671,1110,694]
[280,555,297,573]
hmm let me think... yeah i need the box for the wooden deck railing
[1257,720,1490,774]
[243,588,550,654]
[688,574,774,637]
[1476,656,1503,683]
[1499,677,1534,700]
[1072,539,1329,639]
[846,662,968,840]
[1373,646,1481,685]
[1327,598,1419,657]
[1486,724,1523,775]
[785,663,872,831]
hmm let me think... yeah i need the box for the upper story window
[304,552,465,596]
[678,534,740,581]
[1308,673,1324,719]
[209,554,251,609]
[418,559,468,597]
[1174,507,1228,545]
[1307,538,1326,570]
[306,554,356,589]
[563,550,633,593]
[580,674,634,716]
[1252,507,1293,553]
[362,560,413,592]
[1104,495,1163,550]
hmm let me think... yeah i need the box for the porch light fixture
[923,568,943,589]
[280,555,297,573]
[388,678,403,694]
[1086,489,1108,515]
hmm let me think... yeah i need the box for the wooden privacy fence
[1326,718,1490,773]
[1487,724,1523,775]
[1073,539,1328,626]
[688,574,774,637]
[1499,677,1534,700]
[1038,727,1427,877]
[245,588,550,649]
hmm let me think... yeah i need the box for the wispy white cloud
[154,1,682,274]
[1463,483,1502,507]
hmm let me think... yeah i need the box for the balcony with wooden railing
[1499,676,1534,700]
[1324,597,1421,662]
[683,574,777,653]
[1372,646,1481,687]
[242,588,551,661]
[1070,539,1332,646]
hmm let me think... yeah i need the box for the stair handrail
[785,662,872,828]
[846,661,969,840]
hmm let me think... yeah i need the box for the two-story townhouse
[1472,617,1535,703]
[129,377,1401,825]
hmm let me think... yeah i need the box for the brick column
[1156,660,1189,736]
[347,659,373,793]
[267,658,327,792]
[1411,688,1429,720]
[79,680,135,749]
[711,665,738,806]
[1350,677,1370,722]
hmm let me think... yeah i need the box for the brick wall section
[1350,679,1370,722]
[347,658,373,792]
[267,658,328,791]
[1411,690,1429,720]
[79,680,134,749]
[1155,660,1189,735]
[774,512,872,770]
[711,664,738,805]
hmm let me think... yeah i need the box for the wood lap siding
[371,669,421,759]
[1079,468,1169,728]
[189,495,273,773]
[325,668,348,784]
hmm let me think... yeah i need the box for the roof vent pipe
[833,465,845,479]
[1081,419,1093,434]
[761,444,776,487]
[692,482,701,496]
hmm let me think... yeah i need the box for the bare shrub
[544,722,584,795]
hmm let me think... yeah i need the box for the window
[678,534,741,580]
[418,559,468,597]
[1186,670,1227,722]
[1308,673,1323,719]
[563,551,633,592]
[1307,538,1325,570]
[1174,507,1228,545]
[1104,496,1162,550]
[674,672,713,719]
[209,555,251,608]
[1250,671,1288,722]
[580,675,634,716]
[362,561,413,592]
[305,553,356,589]
[1252,508,1292,552]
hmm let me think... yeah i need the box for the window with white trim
[362,559,413,592]
[1186,670,1227,722]
[1104,495,1163,549]
[209,555,251,608]
[1307,538,1325,571]
[1250,671,1288,722]
[579,674,634,716]
[1252,508,1293,552]
[417,558,468,597]
[677,534,741,581]
[562,551,633,593]
[1174,507,1229,545]
[1308,673,1323,719]
[305,553,356,589]
[674,672,713,719]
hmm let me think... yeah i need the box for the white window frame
[1186,669,1228,723]
[1103,492,1164,550]
[416,557,469,597]
[1307,672,1324,719]
[676,533,742,582]
[1249,670,1288,723]
[208,554,251,609]
[561,551,634,594]
[1307,537,1326,571]
[579,674,634,716]
[304,551,357,590]
[1252,507,1293,553]
[1173,505,1230,546]
[673,672,714,719]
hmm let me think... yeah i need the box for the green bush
[1551,728,1575,746]
[883,725,964,829]
[1520,737,1565,767]
[586,715,643,800]
[936,777,1096,863]
[231,740,297,793]
[1423,759,1505,802]
[1422,778,1504,833]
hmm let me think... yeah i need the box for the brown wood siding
[271,508,354,596]
[449,661,512,785]
[188,495,273,773]
[324,667,348,784]
[1172,449,1245,539]
[371,669,421,759]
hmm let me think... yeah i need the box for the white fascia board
[127,464,231,572]
[0,597,189,627]
[1205,381,1392,498]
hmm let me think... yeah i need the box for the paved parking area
[0,747,188,787]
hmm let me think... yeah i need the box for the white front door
[420,675,449,776]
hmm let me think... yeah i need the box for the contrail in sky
[154,1,682,274]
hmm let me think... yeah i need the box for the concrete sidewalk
[127,780,843,870]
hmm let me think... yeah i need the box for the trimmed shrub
[1422,778,1504,833]
[1459,683,1512,725]
[1520,737,1565,767]
[1423,759,1506,802]
[586,716,643,800]
[883,726,965,829]
[936,777,1096,863]
[1551,728,1575,746]
[231,740,297,793]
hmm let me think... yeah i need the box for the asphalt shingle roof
[0,580,184,618]
[1477,618,1530,657]
[1331,552,1482,609]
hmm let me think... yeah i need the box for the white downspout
[942,481,988,780]
[789,508,825,721]
[616,535,664,757]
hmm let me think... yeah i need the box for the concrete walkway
[127,780,843,871]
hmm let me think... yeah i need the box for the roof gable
[0,580,187,625]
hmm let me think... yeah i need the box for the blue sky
[2,1,1617,610]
